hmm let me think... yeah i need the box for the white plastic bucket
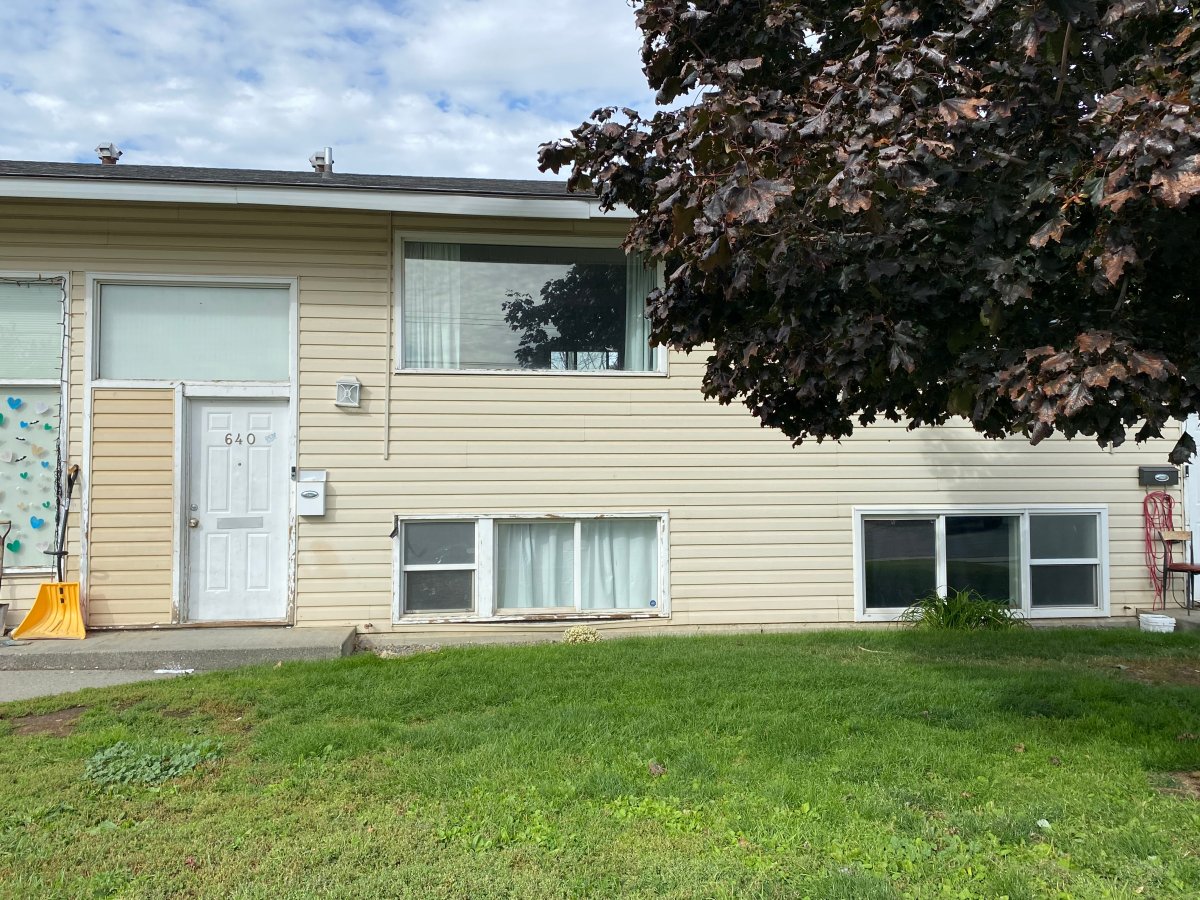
[1139,613,1176,634]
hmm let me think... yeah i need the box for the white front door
[185,399,289,622]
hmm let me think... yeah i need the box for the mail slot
[296,469,328,516]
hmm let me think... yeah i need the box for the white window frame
[852,505,1110,622]
[392,511,671,623]
[86,274,297,388]
[0,272,70,575]
[393,231,668,377]
[396,519,482,616]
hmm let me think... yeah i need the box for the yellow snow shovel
[12,465,83,640]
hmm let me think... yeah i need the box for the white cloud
[0,0,655,178]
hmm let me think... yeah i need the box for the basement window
[855,507,1107,620]
[394,514,668,620]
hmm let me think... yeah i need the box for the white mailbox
[296,469,328,516]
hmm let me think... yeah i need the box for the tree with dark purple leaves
[540,1,1200,459]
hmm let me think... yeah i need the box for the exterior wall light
[335,376,361,408]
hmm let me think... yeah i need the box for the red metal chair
[1160,530,1199,612]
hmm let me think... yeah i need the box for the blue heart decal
[19,421,28,429]
[6,397,21,410]
[30,516,45,529]
[41,460,50,469]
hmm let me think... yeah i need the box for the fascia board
[0,177,635,220]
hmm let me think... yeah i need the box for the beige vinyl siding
[0,198,1181,633]
[86,390,174,627]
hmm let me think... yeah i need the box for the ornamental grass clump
[899,589,1026,631]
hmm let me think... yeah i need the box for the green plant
[899,589,1027,631]
[563,624,601,644]
[83,739,221,787]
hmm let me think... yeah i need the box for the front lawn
[3,629,1200,898]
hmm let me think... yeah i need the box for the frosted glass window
[0,281,63,380]
[98,284,289,380]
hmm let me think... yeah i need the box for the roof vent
[309,147,334,173]
[95,142,122,165]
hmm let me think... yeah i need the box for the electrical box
[1139,465,1179,487]
[296,470,328,516]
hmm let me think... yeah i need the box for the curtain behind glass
[0,281,63,379]
[624,256,655,372]
[581,519,658,609]
[496,521,574,608]
[403,242,462,368]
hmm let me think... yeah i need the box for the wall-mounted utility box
[296,469,328,516]
[1139,465,1179,487]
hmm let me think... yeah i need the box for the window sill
[0,566,55,578]
[393,610,669,626]
[856,607,1106,623]
[393,367,668,378]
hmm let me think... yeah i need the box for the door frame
[177,389,295,624]
[82,273,299,627]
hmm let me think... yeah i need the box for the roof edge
[0,175,633,221]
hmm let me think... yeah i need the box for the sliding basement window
[856,507,1107,620]
[395,514,668,620]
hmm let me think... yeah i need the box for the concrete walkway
[0,627,357,701]
[0,670,181,703]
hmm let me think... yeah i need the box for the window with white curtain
[395,514,667,618]
[97,282,290,381]
[856,507,1106,619]
[400,240,658,372]
[0,279,65,571]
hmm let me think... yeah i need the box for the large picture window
[399,240,658,372]
[395,514,667,619]
[856,508,1106,619]
[0,278,65,571]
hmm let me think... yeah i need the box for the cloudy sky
[0,0,653,179]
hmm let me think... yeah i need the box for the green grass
[3,629,1200,898]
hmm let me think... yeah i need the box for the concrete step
[0,626,357,671]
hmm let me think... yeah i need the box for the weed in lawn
[83,739,221,787]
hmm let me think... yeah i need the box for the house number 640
[224,433,257,445]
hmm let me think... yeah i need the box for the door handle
[188,518,200,528]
